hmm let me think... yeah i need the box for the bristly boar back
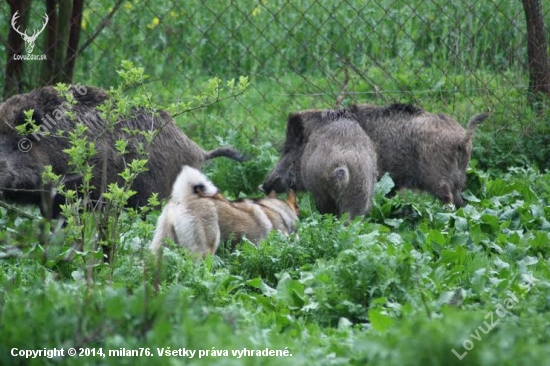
[348,103,489,207]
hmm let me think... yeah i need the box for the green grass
[1,165,549,365]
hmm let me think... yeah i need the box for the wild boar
[0,85,246,218]
[348,103,489,207]
[261,110,378,220]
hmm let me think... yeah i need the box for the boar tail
[332,166,350,188]
[205,147,249,162]
[465,113,489,141]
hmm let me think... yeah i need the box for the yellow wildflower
[252,5,261,16]
[252,1,268,16]
[81,9,91,30]
[147,17,160,30]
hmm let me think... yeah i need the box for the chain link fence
[2,0,550,170]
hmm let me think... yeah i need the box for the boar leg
[338,195,368,221]
[313,193,337,216]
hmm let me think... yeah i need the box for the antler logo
[11,11,49,54]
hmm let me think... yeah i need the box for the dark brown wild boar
[348,103,489,207]
[0,85,246,217]
[261,110,377,220]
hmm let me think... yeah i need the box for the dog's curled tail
[171,165,218,202]
[332,166,350,189]
[465,113,490,141]
[205,147,249,162]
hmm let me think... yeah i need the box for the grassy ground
[1,165,549,365]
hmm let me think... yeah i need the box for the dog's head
[172,165,218,201]
[258,189,299,235]
[268,189,299,217]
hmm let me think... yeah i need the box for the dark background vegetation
[2,0,550,174]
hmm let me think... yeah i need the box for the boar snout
[453,192,464,207]
[261,176,284,194]
[262,169,296,193]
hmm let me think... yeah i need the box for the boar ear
[286,113,304,145]
[13,108,45,134]
[268,190,277,198]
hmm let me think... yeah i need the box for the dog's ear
[286,189,299,210]
[286,113,304,146]
[268,190,277,198]
[212,192,227,201]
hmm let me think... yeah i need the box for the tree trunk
[62,0,84,83]
[521,0,550,100]
[53,0,73,83]
[3,0,32,99]
[40,0,59,85]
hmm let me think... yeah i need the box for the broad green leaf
[461,189,480,203]
[517,256,538,267]
[375,173,395,198]
[494,257,510,270]
[368,307,394,332]
[276,273,305,309]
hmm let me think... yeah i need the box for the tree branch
[77,0,124,55]
[0,200,40,220]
